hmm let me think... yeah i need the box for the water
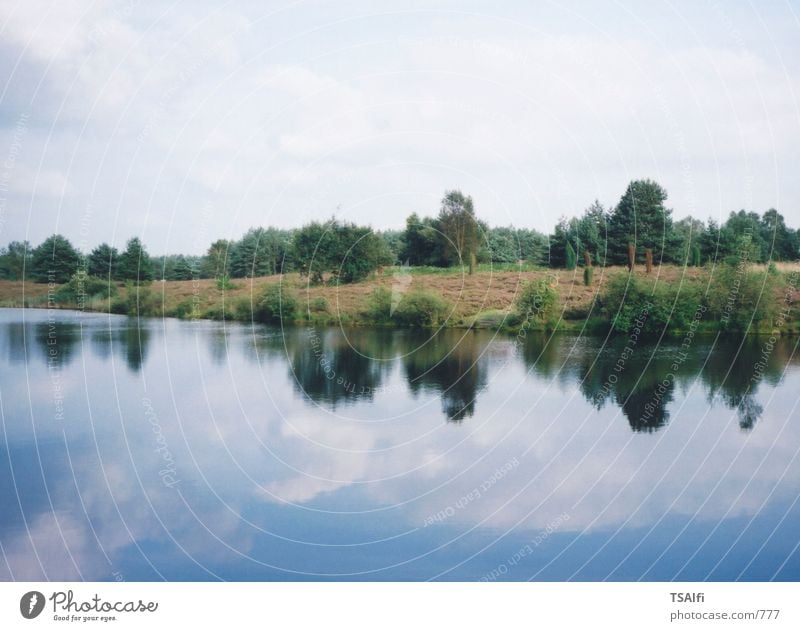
[1,307,799,581]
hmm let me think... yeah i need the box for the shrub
[361,286,393,323]
[53,271,117,306]
[515,278,558,326]
[583,266,594,286]
[690,245,701,267]
[216,274,235,290]
[705,264,779,331]
[565,243,576,270]
[598,274,703,335]
[309,297,329,313]
[391,290,450,327]
[109,282,160,316]
[252,283,298,324]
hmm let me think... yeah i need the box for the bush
[391,290,450,327]
[361,286,393,323]
[216,274,235,290]
[53,271,117,305]
[583,266,594,286]
[515,278,558,326]
[109,282,160,316]
[598,274,704,335]
[252,283,298,324]
[690,245,701,267]
[309,297,329,313]
[705,264,779,331]
[565,243,576,270]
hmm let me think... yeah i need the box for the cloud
[0,1,798,253]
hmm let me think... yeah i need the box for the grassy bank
[2,262,800,335]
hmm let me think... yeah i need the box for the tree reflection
[403,330,488,422]
[33,322,80,369]
[88,318,152,373]
[283,327,395,407]
[702,336,785,431]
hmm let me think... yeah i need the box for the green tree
[117,237,153,282]
[31,234,80,283]
[607,180,676,265]
[565,242,577,270]
[437,190,480,272]
[202,239,231,279]
[292,218,390,284]
[87,243,119,279]
[229,228,291,278]
[0,240,32,280]
[401,213,444,266]
[760,208,796,261]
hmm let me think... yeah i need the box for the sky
[1,0,799,255]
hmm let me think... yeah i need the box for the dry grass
[2,261,798,322]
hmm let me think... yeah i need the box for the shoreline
[2,262,799,336]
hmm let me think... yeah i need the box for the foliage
[53,271,117,305]
[361,286,393,323]
[607,179,678,266]
[228,228,291,278]
[565,242,576,270]
[216,274,235,290]
[87,243,119,279]
[30,234,80,283]
[437,190,481,271]
[111,282,160,317]
[251,283,298,324]
[598,275,704,335]
[291,218,391,284]
[515,278,558,326]
[705,263,779,331]
[583,266,594,286]
[0,241,32,280]
[117,237,154,282]
[391,291,450,327]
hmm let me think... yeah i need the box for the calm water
[1,308,799,581]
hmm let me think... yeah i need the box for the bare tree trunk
[645,248,653,274]
[627,243,635,272]
[469,252,476,275]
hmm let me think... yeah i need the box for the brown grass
[2,261,799,322]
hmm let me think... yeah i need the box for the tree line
[1,180,797,285]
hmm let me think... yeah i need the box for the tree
[760,208,797,261]
[0,241,32,280]
[437,190,480,273]
[292,218,390,284]
[672,217,705,266]
[87,243,119,280]
[202,239,231,279]
[401,213,444,266]
[229,228,292,278]
[485,227,519,263]
[30,234,80,283]
[117,237,153,282]
[576,200,608,266]
[565,242,577,270]
[607,180,676,265]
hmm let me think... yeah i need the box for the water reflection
[2,308,799,581]
[402,330,488,422]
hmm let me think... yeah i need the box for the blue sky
[1,0,799,254]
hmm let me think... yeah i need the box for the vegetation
[391,291,450,327]
[515,278,559,328]
[2,180,799,334]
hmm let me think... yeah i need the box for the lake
[1,307,799,581]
